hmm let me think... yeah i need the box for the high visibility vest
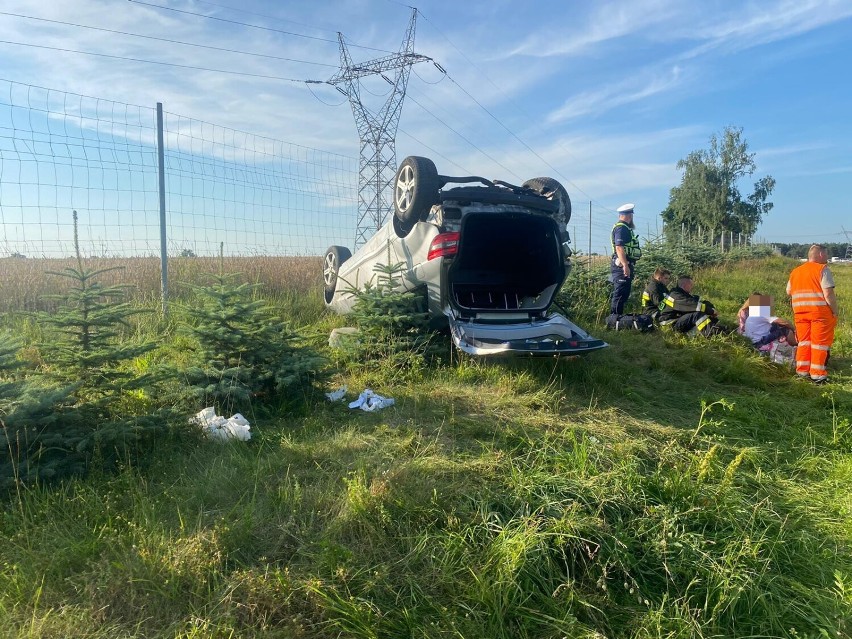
[788,262,832,317]
[611,222,642,261]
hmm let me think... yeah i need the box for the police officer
[610,203,642,315]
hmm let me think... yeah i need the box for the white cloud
[546,65,686,123]
[782,165,852,178]
[674,0,852,59]
[500,0,852,62]
[502,0,685,59]
[755,142,832,159]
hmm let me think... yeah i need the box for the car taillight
[427,231,460,260]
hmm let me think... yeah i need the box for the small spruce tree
[0,329,81,487]
[38,212,166,402]
[38,231,156,390]
[0,330,21,400]
[0,380,84,488]
[4,211,175,486]
[181,250,324,413]
[340,242,434,382]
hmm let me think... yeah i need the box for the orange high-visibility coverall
[787,262,836,381]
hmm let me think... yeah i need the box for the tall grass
[0,257,850,637]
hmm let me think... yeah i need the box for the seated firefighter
[738,292,798,350]
[642,267,672,320]
[658,275,726,336]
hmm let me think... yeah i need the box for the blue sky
[0,0,851,255]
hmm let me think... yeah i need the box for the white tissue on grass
[325,386,348,402]
[191,407,252,442]
[348,388,395,412]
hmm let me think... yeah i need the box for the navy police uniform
[610,203,642,315]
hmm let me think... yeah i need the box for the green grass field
[0,256,850,638]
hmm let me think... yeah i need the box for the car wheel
[394,156,440,236]
[323,245,352,305]
[522,177,572,227]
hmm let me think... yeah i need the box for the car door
[334,220,440,311]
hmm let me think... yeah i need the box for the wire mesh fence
[0,78,358,259]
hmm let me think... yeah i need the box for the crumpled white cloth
[325,385,348,402]
[191,407,252,442]
[348,388,395,412]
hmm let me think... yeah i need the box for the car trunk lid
[444,211,607,356]
[446,212,565,317]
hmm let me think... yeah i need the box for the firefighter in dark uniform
[658,275,723,335]
[610,203,642,315]
[642,267,672,320]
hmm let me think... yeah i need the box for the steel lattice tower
[327,8,430,248]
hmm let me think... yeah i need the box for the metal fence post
[156,102,168,316]
[587,201,592,276]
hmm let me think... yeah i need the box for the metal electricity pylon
[843,226,852,260]
[326,8,431,248]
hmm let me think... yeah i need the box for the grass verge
[0,257,850,638]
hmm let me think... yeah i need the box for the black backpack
[606,313,655,332]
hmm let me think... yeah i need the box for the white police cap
[617,203,635,215]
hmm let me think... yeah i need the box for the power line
[189,0,341,34]
[405,92,522,182]
[406,84,620,229]
[405,78,616,230]
[0,39,311,82]
[438,67,615,213]
[359,80,394,98]
[126,0,396,55]
[400,16,632,242]
[406,82,524,181]
[305,82,348,107]
[382,0,417,8]
[396,126,471,175]
[415,10,615,214]
[412,66,446,85]
[0,10,338,68]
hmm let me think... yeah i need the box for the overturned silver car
[323,156,607,356]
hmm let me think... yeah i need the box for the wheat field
[0,255,321,312]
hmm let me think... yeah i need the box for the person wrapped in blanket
[737,293,797,363]
[658,275,731,336]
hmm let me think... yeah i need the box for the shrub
[335,248,436,384]
[554,262,611,325]
[181,270,325,414]
[558,241,780,322]
[635,238,775,282]
[1,213,176,488]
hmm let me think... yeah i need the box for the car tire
[522,177,572,227]
[394,156,440,236]
[323,245,351,305]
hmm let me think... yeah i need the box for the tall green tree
[662,126,775,246]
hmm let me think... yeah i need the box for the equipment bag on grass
[606,313,655,332]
